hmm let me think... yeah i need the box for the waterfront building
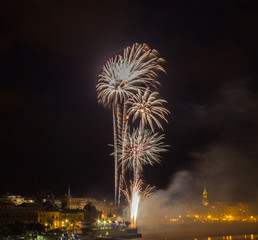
[0,199,41,225]
[60,186,117,219]
[37,208,84,229]
[0,195,101,230]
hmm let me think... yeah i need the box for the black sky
[0,0,257,201]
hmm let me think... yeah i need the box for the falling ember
[121,177,154,229]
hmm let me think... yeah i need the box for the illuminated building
[60,186,118,219]
[37,209,84,229]
[37,210,60,227]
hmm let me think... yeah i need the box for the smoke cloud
[136,81,258,234]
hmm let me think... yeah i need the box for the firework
[96,43,165,108]
[118,128,168,181]
[127,88,170,132]
[121,177,154,228]
[96,43,165,205]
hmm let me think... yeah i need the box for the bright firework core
[131,184,140,228]
[121,178,154,229]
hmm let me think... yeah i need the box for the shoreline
[139,222,258,239]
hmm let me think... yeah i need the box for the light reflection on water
[141,234,258,240]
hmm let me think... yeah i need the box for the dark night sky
[0,0,257,201]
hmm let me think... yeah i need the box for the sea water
[141,234,258,240]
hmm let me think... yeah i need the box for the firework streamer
[121,177,155,228]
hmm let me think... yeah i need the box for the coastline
[139,222,258,239]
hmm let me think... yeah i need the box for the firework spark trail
[118,114,130,206]
[121,177,154,228]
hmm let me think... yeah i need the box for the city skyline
[1,0,257,203]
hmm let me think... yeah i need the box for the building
[0,194,101,230]
[7,195,35,206]
[37,208,84,229]
[0,199,41,225]
[60,186,117,219]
